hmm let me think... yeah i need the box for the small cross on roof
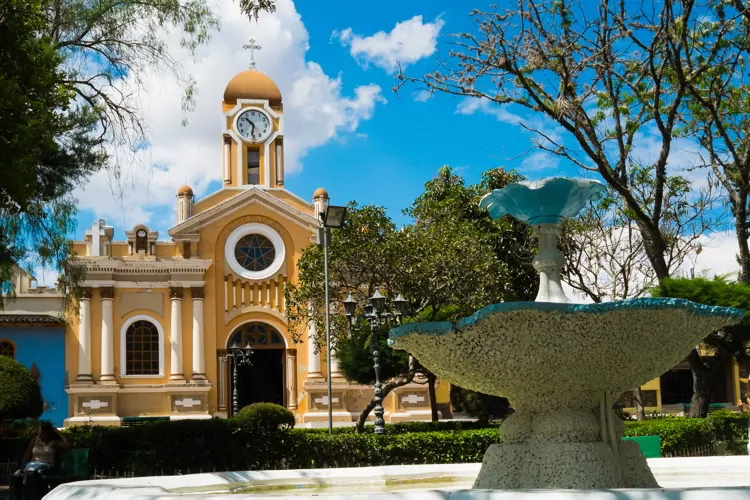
[243,38,262,69]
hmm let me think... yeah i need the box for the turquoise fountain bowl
[479,177,607,225]
[389,298,744,402]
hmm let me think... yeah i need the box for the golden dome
[177,185,194,196]
[224,70,282,105]
[313,187,329,199]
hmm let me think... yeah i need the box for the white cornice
[78,259,212,274]
[168,187,318,237]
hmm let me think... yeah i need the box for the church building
[63,56,449,426]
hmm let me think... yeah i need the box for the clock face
[236,109,272,143]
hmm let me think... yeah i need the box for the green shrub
[234,403,296,433]
[0,357,43,422]
[15,420,498,474]
[708,410,748,443]
[623,418,714,453]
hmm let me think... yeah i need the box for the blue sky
[53,0,738,286]
[71,0,566,236]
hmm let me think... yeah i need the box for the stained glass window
[126,320,160,375]
[229,323,284,347]
[234,234,276,272]
[0,341,14,359]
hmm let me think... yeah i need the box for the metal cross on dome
[243,38,262,69]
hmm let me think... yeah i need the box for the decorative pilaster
[191,287,207,382]
[306,317,323,381]
[169,287,185,382]
[223,135,232,185]
[76,288,94,383]
[99,287,116,384]
[286,349,297,410]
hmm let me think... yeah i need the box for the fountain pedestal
[474,398,657,489]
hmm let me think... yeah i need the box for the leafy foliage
[397,0,719,283]
[234,403,295,433]
[285,166,536,429]
[623,418,715,454]
[53,420,498,473]
[652,277,750,417]
[652,277,750,362]
[0,0,102,302]
[0,356,43,422]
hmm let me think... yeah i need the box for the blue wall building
[1,269,67,427]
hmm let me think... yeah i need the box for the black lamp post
[319,204,348,434]
[343,290,408,434]
[225,341,253,415]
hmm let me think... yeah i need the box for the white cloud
[681,230,740,280]
[74,0,384,230]
[333,15,444,74]
[456,97,563,152]
[412,89,433,103]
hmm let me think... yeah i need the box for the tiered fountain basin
[44,457,750,499]
[389,298,744,489]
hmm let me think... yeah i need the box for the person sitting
[11,422,71,499]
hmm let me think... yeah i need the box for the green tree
[664,2,750,283]
[652,277,750,417]
[286,166,537,431]
[397,0,716,283]
[0,0,104,303]
[0,356,44,423]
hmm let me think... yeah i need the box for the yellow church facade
[63,66,449,426]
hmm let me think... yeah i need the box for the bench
[10,449,89,500]
[621,435,661,458]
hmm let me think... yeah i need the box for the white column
[169,287,185,381]
[223,135,232,185]
[306,316,323,381]
[330,347,344,380]
[191,287,206,381]
[286,350,298,410]
[76,288,93,383]
[100,287,115,383]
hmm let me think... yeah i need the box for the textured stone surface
[43,457,750,499]
[389,299,744,489]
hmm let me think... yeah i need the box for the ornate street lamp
[319,204,348,434]
[225,341,253,415]
[343,290,408,434]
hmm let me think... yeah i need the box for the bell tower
[221,39,284,189]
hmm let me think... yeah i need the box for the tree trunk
[633,387,646,420]
[687,349,712,418]
[356,355,417,433]
[427,372,439,422]
[735,200,750,283]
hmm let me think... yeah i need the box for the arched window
[229,322,285,348]
[125,320,160,375]
[135,229,148,253]
[0,340,14,359]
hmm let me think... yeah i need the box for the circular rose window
[225,223,285,280]
[234,234,276,271]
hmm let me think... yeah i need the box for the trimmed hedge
[3,412,748,473]
[623,418,714,453]
[59,420,499,474]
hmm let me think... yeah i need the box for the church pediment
[168,187,319,240]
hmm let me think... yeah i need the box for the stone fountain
[389,177,745,490]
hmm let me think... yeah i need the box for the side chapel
[64,51,450,426]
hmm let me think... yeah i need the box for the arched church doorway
[227,322,285,414]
